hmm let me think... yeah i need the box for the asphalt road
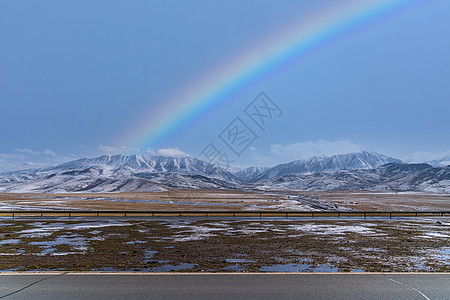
[0,273,449,300]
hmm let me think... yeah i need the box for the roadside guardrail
[0,210,449,219]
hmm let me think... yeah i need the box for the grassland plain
[0,218,449,272]
[0,190,307,211]
[1,190,449,211]
[1,190,449,272]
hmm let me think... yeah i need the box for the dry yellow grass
[310,191,450,211]
[0,189,289,211]
[0,189,449,211]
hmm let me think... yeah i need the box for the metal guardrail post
[2,210,450,219]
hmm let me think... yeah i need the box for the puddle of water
[274,257,290,263]
[0,249,25,255]
[260,263,340,272]
[225,259,255,263]
[39,247,57,255]
[29,234,87,255]
[157,260,170,264]
[339,247,353,252]
[124,241,147,245]
[313,264,339,272]
[0,239,20,245]
[143,250,158,261]
[432,248,450,265]
[29,234,86,247]
[224,264,245,271]
[151,263,196,272]
[362,248,386,253]
[260,264,310,272]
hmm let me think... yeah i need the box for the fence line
[0,210,449,219]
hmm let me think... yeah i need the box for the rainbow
[118,0,424,151]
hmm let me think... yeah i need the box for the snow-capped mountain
[53,154,238,180]
[251,151,401,182]
[427,155,450,167]
[234,166,269,182]
[0,155,241,193]
[0,152,449,193]
[254,163,450,193]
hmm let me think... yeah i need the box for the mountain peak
[2,152,449,194]
[252,151,401,182]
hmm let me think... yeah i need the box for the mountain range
[250,151,401,182]
[0,151,449,193]
[426,155,450,167]
[255,163,450,193]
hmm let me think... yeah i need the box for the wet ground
[1,217,449,272]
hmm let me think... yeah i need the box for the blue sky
[1,0,449,171]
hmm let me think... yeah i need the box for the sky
[1,0,449,171]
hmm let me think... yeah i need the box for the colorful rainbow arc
[118,0,423,151]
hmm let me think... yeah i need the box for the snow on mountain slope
[0,155,240,193]
[53,155,235,177]
[254,163,450,193]
[427,155,450,167]
[252,151,401,182]
[234,166,269,182]
[0,153,448,193]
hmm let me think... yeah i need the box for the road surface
[0,273,449,299]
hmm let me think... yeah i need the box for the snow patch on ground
[287,224,376,235]
[18,221,131,238]
[172,225,229,242]
[420,232,450,239]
